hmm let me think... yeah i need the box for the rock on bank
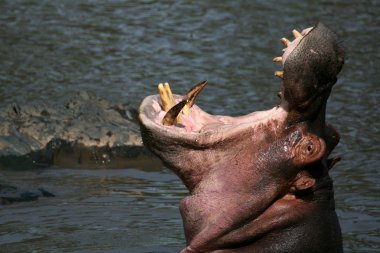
[0,91,157,169]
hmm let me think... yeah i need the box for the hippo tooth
[158,83,168,111]
[162,100,188,126]
[273,56,283,62]
[281,37,291,46]
[184,80,207,108]
[182,80,208,115]
[292,29,303,39]
[275,71,284,79]
[162,80,208,125]
[164,82,175,106]
[158,82,175,112]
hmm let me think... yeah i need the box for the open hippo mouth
[138,22,345,253]
[140,27,315,135]
[139,81,289,190]
[140,22,345,135]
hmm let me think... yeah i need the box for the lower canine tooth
[162,81,208,125]
[273,56,283,62]
[162,100,187,126]
[182,80,208,115]
[275,71,284,79]
[185,81,207,107]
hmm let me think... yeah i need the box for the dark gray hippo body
[139,22,344,253]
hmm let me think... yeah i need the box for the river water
[0,1,379,252]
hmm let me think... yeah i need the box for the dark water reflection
[0,168,186,252]
[0,0,379,252]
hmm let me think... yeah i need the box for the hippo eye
[307,144,313,152]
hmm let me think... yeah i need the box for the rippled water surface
[0,0,379,252]
[0,168,186,252]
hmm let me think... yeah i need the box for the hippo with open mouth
[139,23,345,253]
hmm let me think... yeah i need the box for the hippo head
[139,95,326,191]
[138,23,344,252]
[139,23,343,190]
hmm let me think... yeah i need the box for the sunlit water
[0,1,379,252]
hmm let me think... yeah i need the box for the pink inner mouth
[139,26,315,145]
[147,95,287,134]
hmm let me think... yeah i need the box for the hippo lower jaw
[139,94,289,190]
[140,94,288,139]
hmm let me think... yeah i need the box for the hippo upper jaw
[278,22,345,126]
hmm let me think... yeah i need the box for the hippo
[139,22,344,253]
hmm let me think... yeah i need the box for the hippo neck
[305,161,336,205]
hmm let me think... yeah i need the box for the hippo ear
[294,176,316,191]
